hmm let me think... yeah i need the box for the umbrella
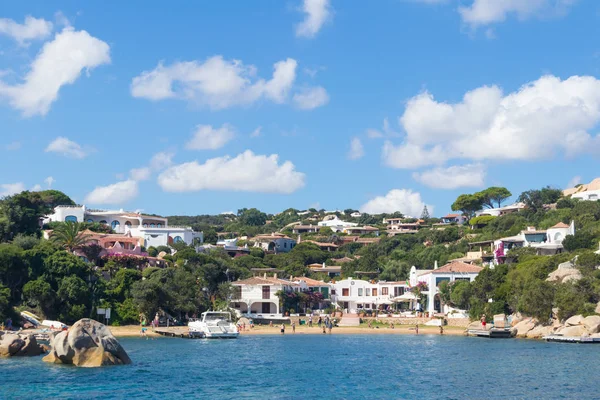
[392,292,417,302]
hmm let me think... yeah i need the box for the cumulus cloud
[0,182,26,197]
[413,164,486,189]
[360,189,433,217]
[0,27,110,116]
[293,86,329,110]
[129,151,174,181]
[296,0,333,38]
[383,75,600,169]
[129,167,151,181]
[44,176,55,188]
[367,117,399,139]
[84,180,139,205]
[0,15,53,45]
[348,137,364,160]
[45,136,89,159]
[131,56,300,109]
[157,150,306,194]
[31,184,42,191]
[459,0,576,28]
[186,124,235,150]
[250,126,262,138]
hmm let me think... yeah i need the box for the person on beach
[269,321,273,328]
[368,320,372,329]
[415,324,419,335]
[439,325,444,335]
[481,314,487,330]
[291,321,296,333]
[140,327,147,338]
[322,323,326,334]
[308,316,313,327]
[318,317,322,327]
[390,323,394,329]
[328,320,332,334]
[280,323,285,335]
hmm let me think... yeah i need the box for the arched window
[111,220,120,229]
[150,223,155,228]
[99,220,108,225]
[157,223,162,228]
[125,221,132,227]
[173,236,184,243]
[143,223,148,228]
[86,219,94,223]
[65,215,78,222]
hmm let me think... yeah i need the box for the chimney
[297,235,301,243]
[263,273,267,279]
[434,260,438,270]
[322,262,326,268]
[274,273,278,279]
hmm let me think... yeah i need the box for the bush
[563,232,596,252]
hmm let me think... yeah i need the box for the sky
[1,0,600,217]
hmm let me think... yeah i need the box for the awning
[392,292,417,302]
[377,299,393,305]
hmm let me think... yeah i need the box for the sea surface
[2,334,599,399]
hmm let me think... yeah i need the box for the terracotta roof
[381,280,407,285]
[429,261,483,274]
[522,230,547,234]
[305,240,339,248]
[309,265,342,272]
[233,277,298,286]
[550,222,570,229]
[252,233,293,241]
[292,277,329,287]
[443,213,461,218]
[332,257,354,263]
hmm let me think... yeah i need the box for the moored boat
[188,311,239,339]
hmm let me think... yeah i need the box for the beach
[108,324,466,337]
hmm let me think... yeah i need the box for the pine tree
[420,205,430,220]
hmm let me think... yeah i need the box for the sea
[1,334,599,399]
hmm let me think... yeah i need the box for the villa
[384,218,422,235]
[440,213,467,225]
[44,205,203,248]
[342,226,380,235]
[475,202,526,217]
[231,273,302,317]
[292,224,320,234]
[330,278,410,313]
[563,177,600,201]
[250,233,296,253]
[309,262,342,278]
[317,216,358,232]
[410,262,483,315]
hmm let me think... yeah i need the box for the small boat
[188,311,239,339]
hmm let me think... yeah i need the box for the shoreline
[108,324,466,338]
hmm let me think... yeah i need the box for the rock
[565,315,584,326]
[43,319,131,367]
[0,333,44,357]
[582,315,600,333]
[547,267,582,283]
[526,325,554,339]
[513,318,537,338]
[558,325,588,337]
[467,321,484,330]
[15,335,44,356]
[596,301,600,314]
[510,312,524,327]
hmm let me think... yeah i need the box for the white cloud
[131,56,298,110]
[360,189,433,217]
[367,117,398,139]
[45,136,89,159]
[0,182,26,197]
[44,176,55,188]
[129,167,151,181]
[157,150,305,194]
[186,124,235,150]
[567,175,582,189]
[459,0,576,28]
[413,164,486,189]
[250,126,262,138]
[149,151,174,171]
[84,180,139,205]
[0,27,110,116]
[0,16,53,45]
[348,137,364,160]
[384,75,600,169]
[296,0,333,38]
[31,184,42,191]
[292,86,329,110]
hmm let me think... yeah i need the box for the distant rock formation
[508,314,600,339]
[0,332,46,357]
[43,318,131,367]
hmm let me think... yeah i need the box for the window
[358,288,363,296]
[125,221,132,227]
[284,242,287,248]
[381,287,388,295]
[99,220,107,225]
[150,223,155,228]
[262,286,270,299]
[366,289,371,296]
[111,220,120,229]
[173,236,183,243]
[157,223,162,228]
[394,287,405,297]
[372,288,378,296]
[86,219,94,223]
[65,215,77,222]
[331,289,336,295]
[342,288,349,296]
[143,223,148,227]
[233,286,242,299]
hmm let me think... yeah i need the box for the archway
[65,215,77,222]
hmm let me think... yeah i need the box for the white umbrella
[392,292,417,302]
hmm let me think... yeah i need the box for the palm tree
[51,221,92,252]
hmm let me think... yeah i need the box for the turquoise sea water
[2,334,599,399]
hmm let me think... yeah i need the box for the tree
[451,194,482,218]
[237,208,267,226]
[0,243,29,301]
[80,243,104,266]
[518,186,563,213]
[479,187,512,209]
[449,281,471,309]
[563,232,595,252]
[421,206,430,220]
[50,221,91,252]
[0,284,11,320]
[23,278,58,318]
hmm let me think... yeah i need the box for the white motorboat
[188,311,239,339]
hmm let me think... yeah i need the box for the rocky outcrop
[0,333,46,357]
[582,316,600,333]
[557,325,588,337]
[547,260,582,284]
[43,319,131,367]
[512,318,537,338]
[525,325,555,339]
[565,315,584,326]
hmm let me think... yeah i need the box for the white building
[475,202,526,217]
[331,278,409,313]
[251,233,296,253]
[440,213,467,225]
[44,205,203,248]
[494,221,575,260]
[564,177,600,201]
[231,275,303,317]
[317,216,358,232]
[410,262,483,315]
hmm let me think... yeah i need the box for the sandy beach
[108,324,466,337]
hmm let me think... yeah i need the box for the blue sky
[1,0,600,217]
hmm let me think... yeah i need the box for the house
[340,236,381,246]
[292,277,331,301]
[350,212,362,218]
[303,240,339,252]
[440,213,467,225]
[317,216,358,232]
[251,233,296,253]
[475,202,526,217]
[331,256,355,264]
[342,226,380,235]
[44,205,203,248]
[330,278,410,313]
[292,224,320,234]
[384,218,421,233]
[411,262,483,314]
[230,273,302,317]
[309,263,342,278]
[564,177,600,201]
[493,222,575,262]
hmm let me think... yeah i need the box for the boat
[188,311,239,339]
